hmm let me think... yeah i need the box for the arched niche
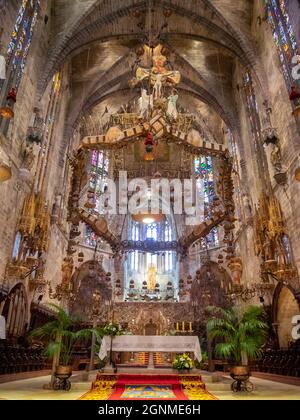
[69,260,112,322]
[134,308,168,336]
[274,285,300,349]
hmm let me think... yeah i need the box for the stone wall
[232,1,300,306]
[113,302,194,335]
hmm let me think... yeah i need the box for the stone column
[6,294,14,333]
[17,298,26,336]
[9,292,19,336]
[13,292,23,336]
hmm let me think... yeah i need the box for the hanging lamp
[0,87,17,119]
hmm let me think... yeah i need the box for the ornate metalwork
[121,238,182,253]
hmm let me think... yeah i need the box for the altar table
[99,335,202,362]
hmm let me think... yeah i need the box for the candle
[189,322,193,333]
[182,321,185,332]
[176,322,179,331]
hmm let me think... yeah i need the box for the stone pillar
[9,291,19,336]
[13,291,23,336]
[17,297,26,336]
[6,293,14,333]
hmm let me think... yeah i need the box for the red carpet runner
[80,373,218,400]
[108,374,188,400]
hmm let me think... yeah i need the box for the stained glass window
[89,150,109,213]
[146,223,158,241]
[131,222,140,241]
[194,156,219,248]
[131,251,139,271]
[127,218,176,273]
[5,0,40,89]
[265,0,298,89]
[85,150,109,247]
[227,129,244,224]
[0,0,40,135]
[85,225,98,248]
[12,231,22,261]
[194,156,215,208]
[164,221,172,242]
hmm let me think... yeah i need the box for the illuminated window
[127,218,176,272]
[130,251,139,271]
[164,221,172,242]
[12,231,22,261]
[265,0,298,89]
[146,223,158,241]
[85,150,109,247]
[165,251,175,272]
[131,222,140,241]
[89,150,109,213]
[227,129,244,224]
[85,225,98,248]
[3,0,40,91]
[194,156,219,248]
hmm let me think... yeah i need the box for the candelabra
[226,280,275,304]
[175,321,194,334]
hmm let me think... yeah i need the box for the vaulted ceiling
[42,0,261,141]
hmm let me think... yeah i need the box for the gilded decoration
[6,192,50,285]
[254,193,297,281]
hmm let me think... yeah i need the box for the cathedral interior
[0,0,300,401]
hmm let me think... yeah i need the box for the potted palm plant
[30,304,97,390]
[206,305,268,389]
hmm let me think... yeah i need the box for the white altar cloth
[99,335,202,362]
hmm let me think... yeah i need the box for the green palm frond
[44,341,61,359]
[29,305,99,366]
[206,305,268,365]
[215,343,236,360]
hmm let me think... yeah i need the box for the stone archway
[276,286,300,348]
[144,320,158,336]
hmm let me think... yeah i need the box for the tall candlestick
[176,322,179,332]
[182,321,185,332]
[189,322,193,333]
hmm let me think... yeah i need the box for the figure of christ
[147,263,157,291]
[134,48,181,87]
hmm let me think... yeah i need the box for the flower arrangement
[103,323,123,337]
[173,353,193,371]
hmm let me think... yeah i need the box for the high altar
[99,335,202,368]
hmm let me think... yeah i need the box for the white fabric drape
[0,315,6,340]
[99,335,202,362]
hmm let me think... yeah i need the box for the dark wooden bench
[212,360,230,372]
